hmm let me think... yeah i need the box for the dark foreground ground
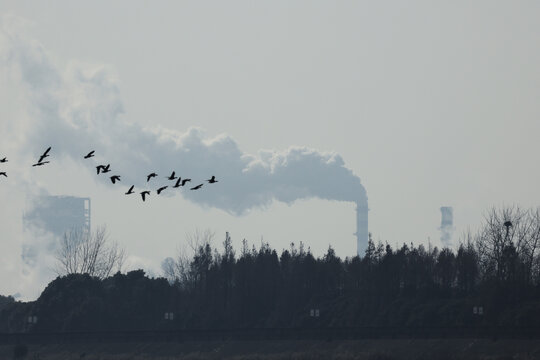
[1,339,539,360]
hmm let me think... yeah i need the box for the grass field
[1,339,539,360]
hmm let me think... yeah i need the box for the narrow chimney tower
[440,206,454,247]
[355,201,369,256]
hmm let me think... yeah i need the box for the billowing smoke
[1,15,367,215]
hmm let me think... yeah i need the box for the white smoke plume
[0,15,367,299]
[0,15,367,215]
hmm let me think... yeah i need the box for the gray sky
[1,1,540,300]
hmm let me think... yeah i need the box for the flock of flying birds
[0,147,218,202]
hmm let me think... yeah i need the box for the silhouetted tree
[55,225,124,279]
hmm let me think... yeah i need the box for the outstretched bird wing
[32,161,50,167]
[38,147,51,163]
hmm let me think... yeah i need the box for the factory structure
[440,206,454,247]
[23,196,91,236]
[22,196,91,266]
[355,202,456,256]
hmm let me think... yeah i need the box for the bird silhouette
[173,177,182,188]
[157,186,168,195]
[37,147,51,163]
[190,183,203,190]
[84,151,95,159]
[140,191,150,201]
[207,175,218,184]
[125,185,135,195]
[181,178,191,186]
[0,157,7,163]
[32,161,50,167]
[0,172,6,177]
[167,171,177,180]
[147,173,158,182]
[110,175,121,184]
[96,164,110,174]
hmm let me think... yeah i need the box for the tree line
[1,206,540,333]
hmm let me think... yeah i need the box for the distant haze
[1,2,540,300]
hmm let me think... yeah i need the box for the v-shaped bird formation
[0,147,219,202]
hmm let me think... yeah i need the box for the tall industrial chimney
[440,206,454,247]
[355,201,369,256]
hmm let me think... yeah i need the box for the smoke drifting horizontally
[1,16,367,215]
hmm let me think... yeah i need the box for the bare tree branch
[55,225,125,279]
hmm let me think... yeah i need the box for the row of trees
[161,206,540,291]
[53,206,540,289]
[2,206,539,332]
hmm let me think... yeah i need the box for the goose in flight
[206,176,218,184]
[147,173,158,182]
[190,183,203,190]
[32,161,50,167]
[167,171,177,180]
[0,157,7,163]
[140,191,150,202]
[125,185,135,195]
[37,147,51,163]
[84,151,95,159]
[173,177,182,188]
[96,164,111,174]
[181,178,191,186]
[110,175,121,184]
[0,172,6,177]
[157,186,168,195]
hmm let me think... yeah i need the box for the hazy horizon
[1,1,540,300]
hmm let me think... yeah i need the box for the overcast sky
[1,1,540,300]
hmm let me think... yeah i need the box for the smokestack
[439,206,454,247]
[355,200,369,257]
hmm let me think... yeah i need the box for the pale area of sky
[1,1,540,299]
